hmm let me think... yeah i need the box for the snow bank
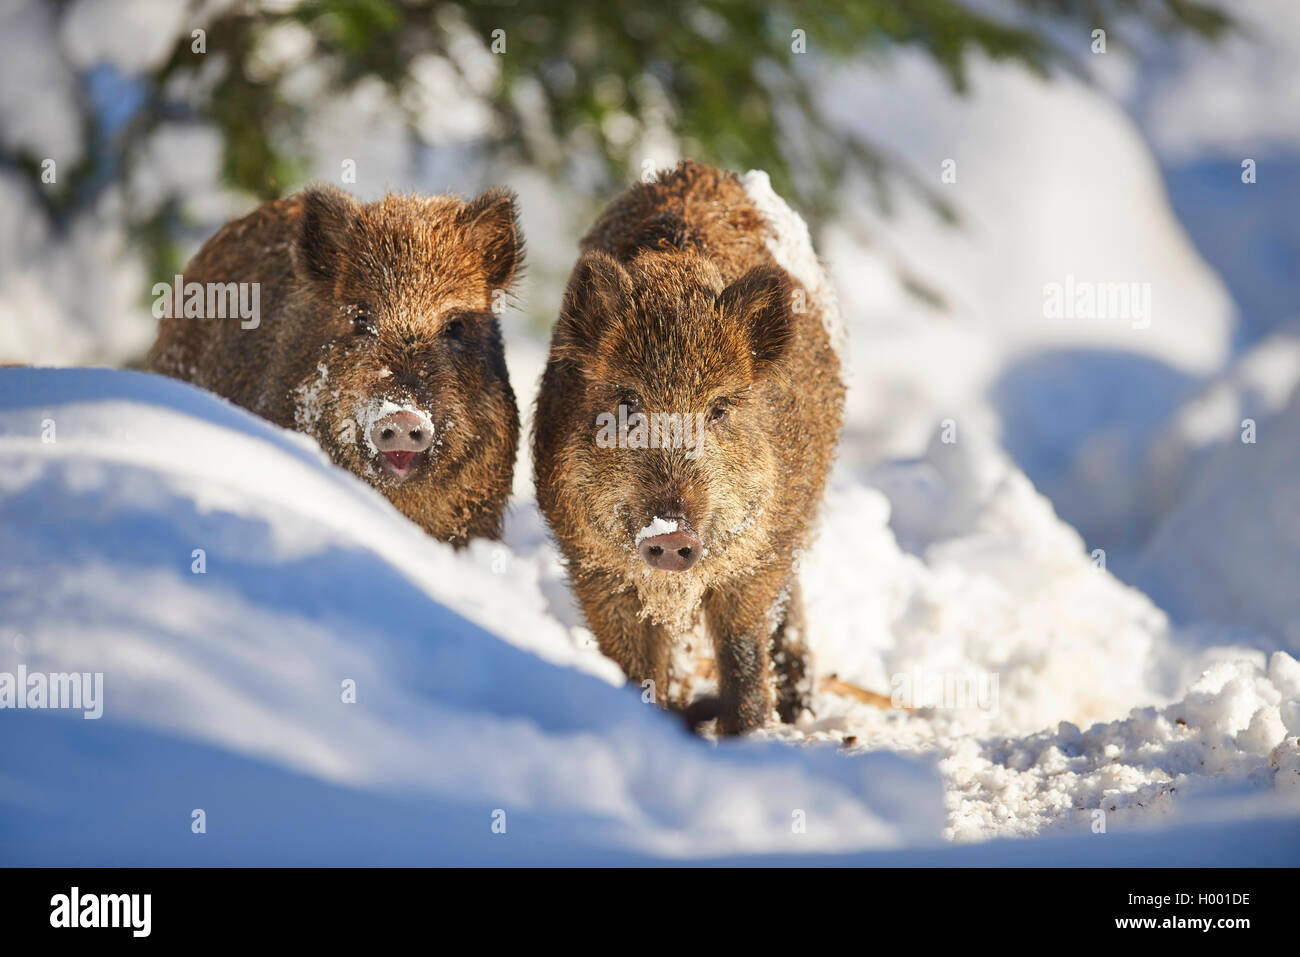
[0,368,945,864]
[785,430,1300,842]
[1138,383,1300,650]
[812,49,1237,561]
[1135,321,1300,540]
[3,368,1295,863]
[939,652,1300,841]
[803,432,1167,739]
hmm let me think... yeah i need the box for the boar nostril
[370,410,434,460]
[638,529,701,572]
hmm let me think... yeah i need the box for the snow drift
[0,368,945,864]
[1,368,1295,864]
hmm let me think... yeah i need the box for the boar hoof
[682,695,721,732]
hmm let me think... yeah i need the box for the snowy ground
[1,367,1296,864]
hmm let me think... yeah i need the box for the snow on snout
[355,398,435,455]
[635,516,679,545]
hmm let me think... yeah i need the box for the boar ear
[555,250,631,359]
[297,185,358,282]
[460,187,523,292]
[717,265,794,372]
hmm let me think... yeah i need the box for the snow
[1136,0,1300,161]
[353,397,436,457]
[808,49,1239,573]
[1136,384,1300,649]
[740,169,848,363]
[0,369,945,863]
[818,51,1234,379]
[0,1,82,160]
[635,516,679,546]
[59,0,190,73]
[786,430,1300,843]
[938,654,1300,841]
[1,367,1296,863]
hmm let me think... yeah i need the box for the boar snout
[370,409,433,479]
[637,518,702,572]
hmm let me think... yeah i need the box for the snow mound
[1,368,1296,862]
[1138,321,1300,541]
[811,49,1237,561]
[804,430,1168,739]
[1138,383,1300,649]
[0,368,943,864]
[785,431,1299,841]
[938,652,1300,841]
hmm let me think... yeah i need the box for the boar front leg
[706,572,789,735]
[770,578,812,724]
[572,570,672,706]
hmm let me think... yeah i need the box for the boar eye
[708,402,729,425]
[619,392,642,413]
[352,312,375,336]
[443,317,464,340]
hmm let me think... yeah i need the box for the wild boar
[533,160,846,734]
[149,185,522,546]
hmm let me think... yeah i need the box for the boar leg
[573,572,672,707]
[706,575,788,735]
[771,579,813,724]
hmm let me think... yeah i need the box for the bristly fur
[627,212,701,255]
[149,184,523,546]
[532,160,845,734]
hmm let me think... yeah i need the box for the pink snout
[638,528,702,572]
[370,410,431,478]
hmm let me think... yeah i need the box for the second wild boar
[533,161,846,734]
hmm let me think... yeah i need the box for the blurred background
[1,0,1297,645]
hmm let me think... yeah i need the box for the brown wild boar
[533,161,846,734]
[149,185,522,546]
